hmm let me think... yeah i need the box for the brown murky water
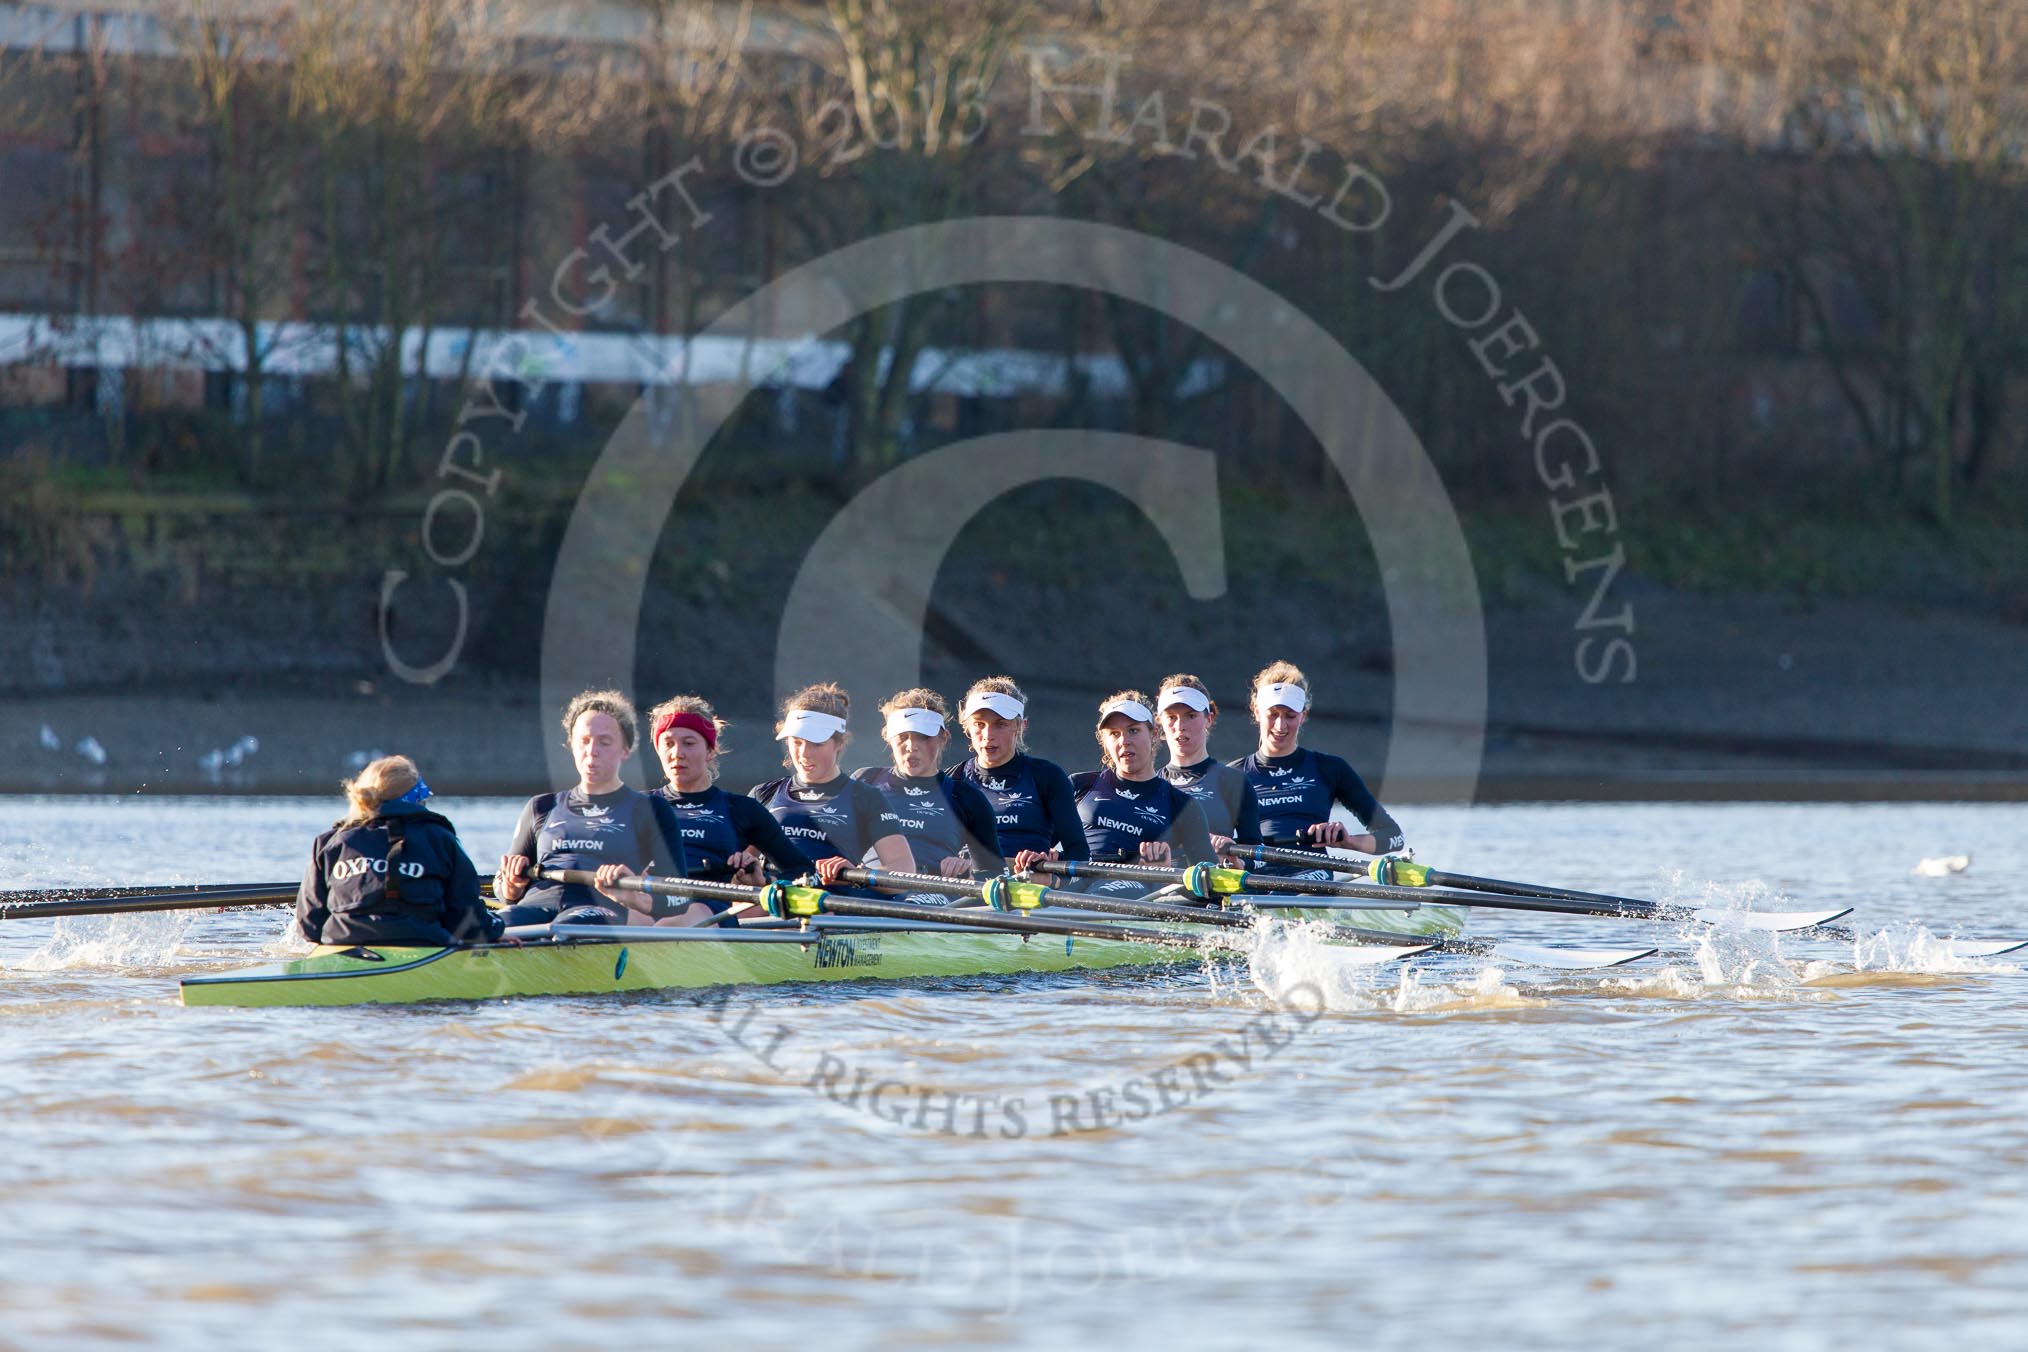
[3,798,2024,1349]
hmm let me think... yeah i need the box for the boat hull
[178,905,1469,1009]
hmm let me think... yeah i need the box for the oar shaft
[1033,857,1419,907]
[0,885,298,920]
[536,868,755,905]
[1236,842,1662,912]
[540,867,1215,949]
[0,881,298,906]
[844,866,1253,930]
[844,867,984,901]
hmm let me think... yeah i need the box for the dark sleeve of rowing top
[1318,753,1406,853]
[947,776,1007,875]
[848,777,907,855]
[437,829,500,943]
[1230,771,1263,846]
[728,792,816,877]
[507,795,543,863]
[1169,789,1217,866]
[295,830,333,943]
[643,793,690,878]
[1069,770,1099,797]
[1034,758,1091,861]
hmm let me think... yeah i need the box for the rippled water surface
[3,797,2025,1349]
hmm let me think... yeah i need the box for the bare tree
[1692,0,2028,523]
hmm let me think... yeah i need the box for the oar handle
[536,868,762,908]
[841,867,983,900]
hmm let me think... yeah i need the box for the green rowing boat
[179,905,1467,1009]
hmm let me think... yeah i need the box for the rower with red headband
[1071,690,1217,876]
[853,687,1006,878]
[1153,673,1263,853]
[1233,660,1406,878]
[646,694,815,888]
[949,675,1089,874]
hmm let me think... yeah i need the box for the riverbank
[10,583,2026,801]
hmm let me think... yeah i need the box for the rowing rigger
[842,867,1657,971]
[534,868,1437,966]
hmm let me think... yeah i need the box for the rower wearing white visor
[1071,690,1216,885]
[853,689,1006,892]
[949,675,1088,874]
[1154,673,1263,853]
[1233,660,1405,877]
[749,682,916,892]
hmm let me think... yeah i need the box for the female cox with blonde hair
[647,694,813,887]
[1235,661,1406,872]
[495,688,708,927]
[852,688,1006,880]
[948,675,1089,875]
[748,682,915,890]
[295,755,500,948]
[1154,673,1262,854]
[1067,690,1214,885]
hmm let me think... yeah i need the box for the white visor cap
[1255,682,1308,714]
[884,707,947,738]
[778,709,848,743]
[1157,686,1212,714]
[962,692,1026,721]
[1098,698,1154,725]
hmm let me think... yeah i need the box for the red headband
[653,709,717,750]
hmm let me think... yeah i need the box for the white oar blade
[1691,906,1853,932]
[1336,942,1435,966]
[1489,942,1655,970]
[1934,937,2028,960]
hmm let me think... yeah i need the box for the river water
[1,797,2023,1349]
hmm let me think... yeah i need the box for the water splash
[1236,915,1535,1014]
[17,912,198,972]
[1844,922,2022,977]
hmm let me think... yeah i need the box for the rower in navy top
[1071,690,1216,867]
[853,688,1006,879]
[1233,661,1406,876]
[1154,673,1262,851]
[749,683,915,891]
[496,689,707,927]
[647,695,813,884]
[296,755,501,947]
[948,675,1088,873]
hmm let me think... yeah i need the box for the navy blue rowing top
[853,767,1006,876]
[950,753,1090,861]
[1233,748,1405,854]
[653,784,815,882]
[1160,757,1263,843]
[747,774,903,864]
[1070,768,1216,865]
[506,785,688,915]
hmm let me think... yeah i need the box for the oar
[536,868,1433,965]
[845,867,1653,970]
[1033,858,1852,932]
[0,882,301,921]
[1226,842,2027,952]
[1233,841,1665,909]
